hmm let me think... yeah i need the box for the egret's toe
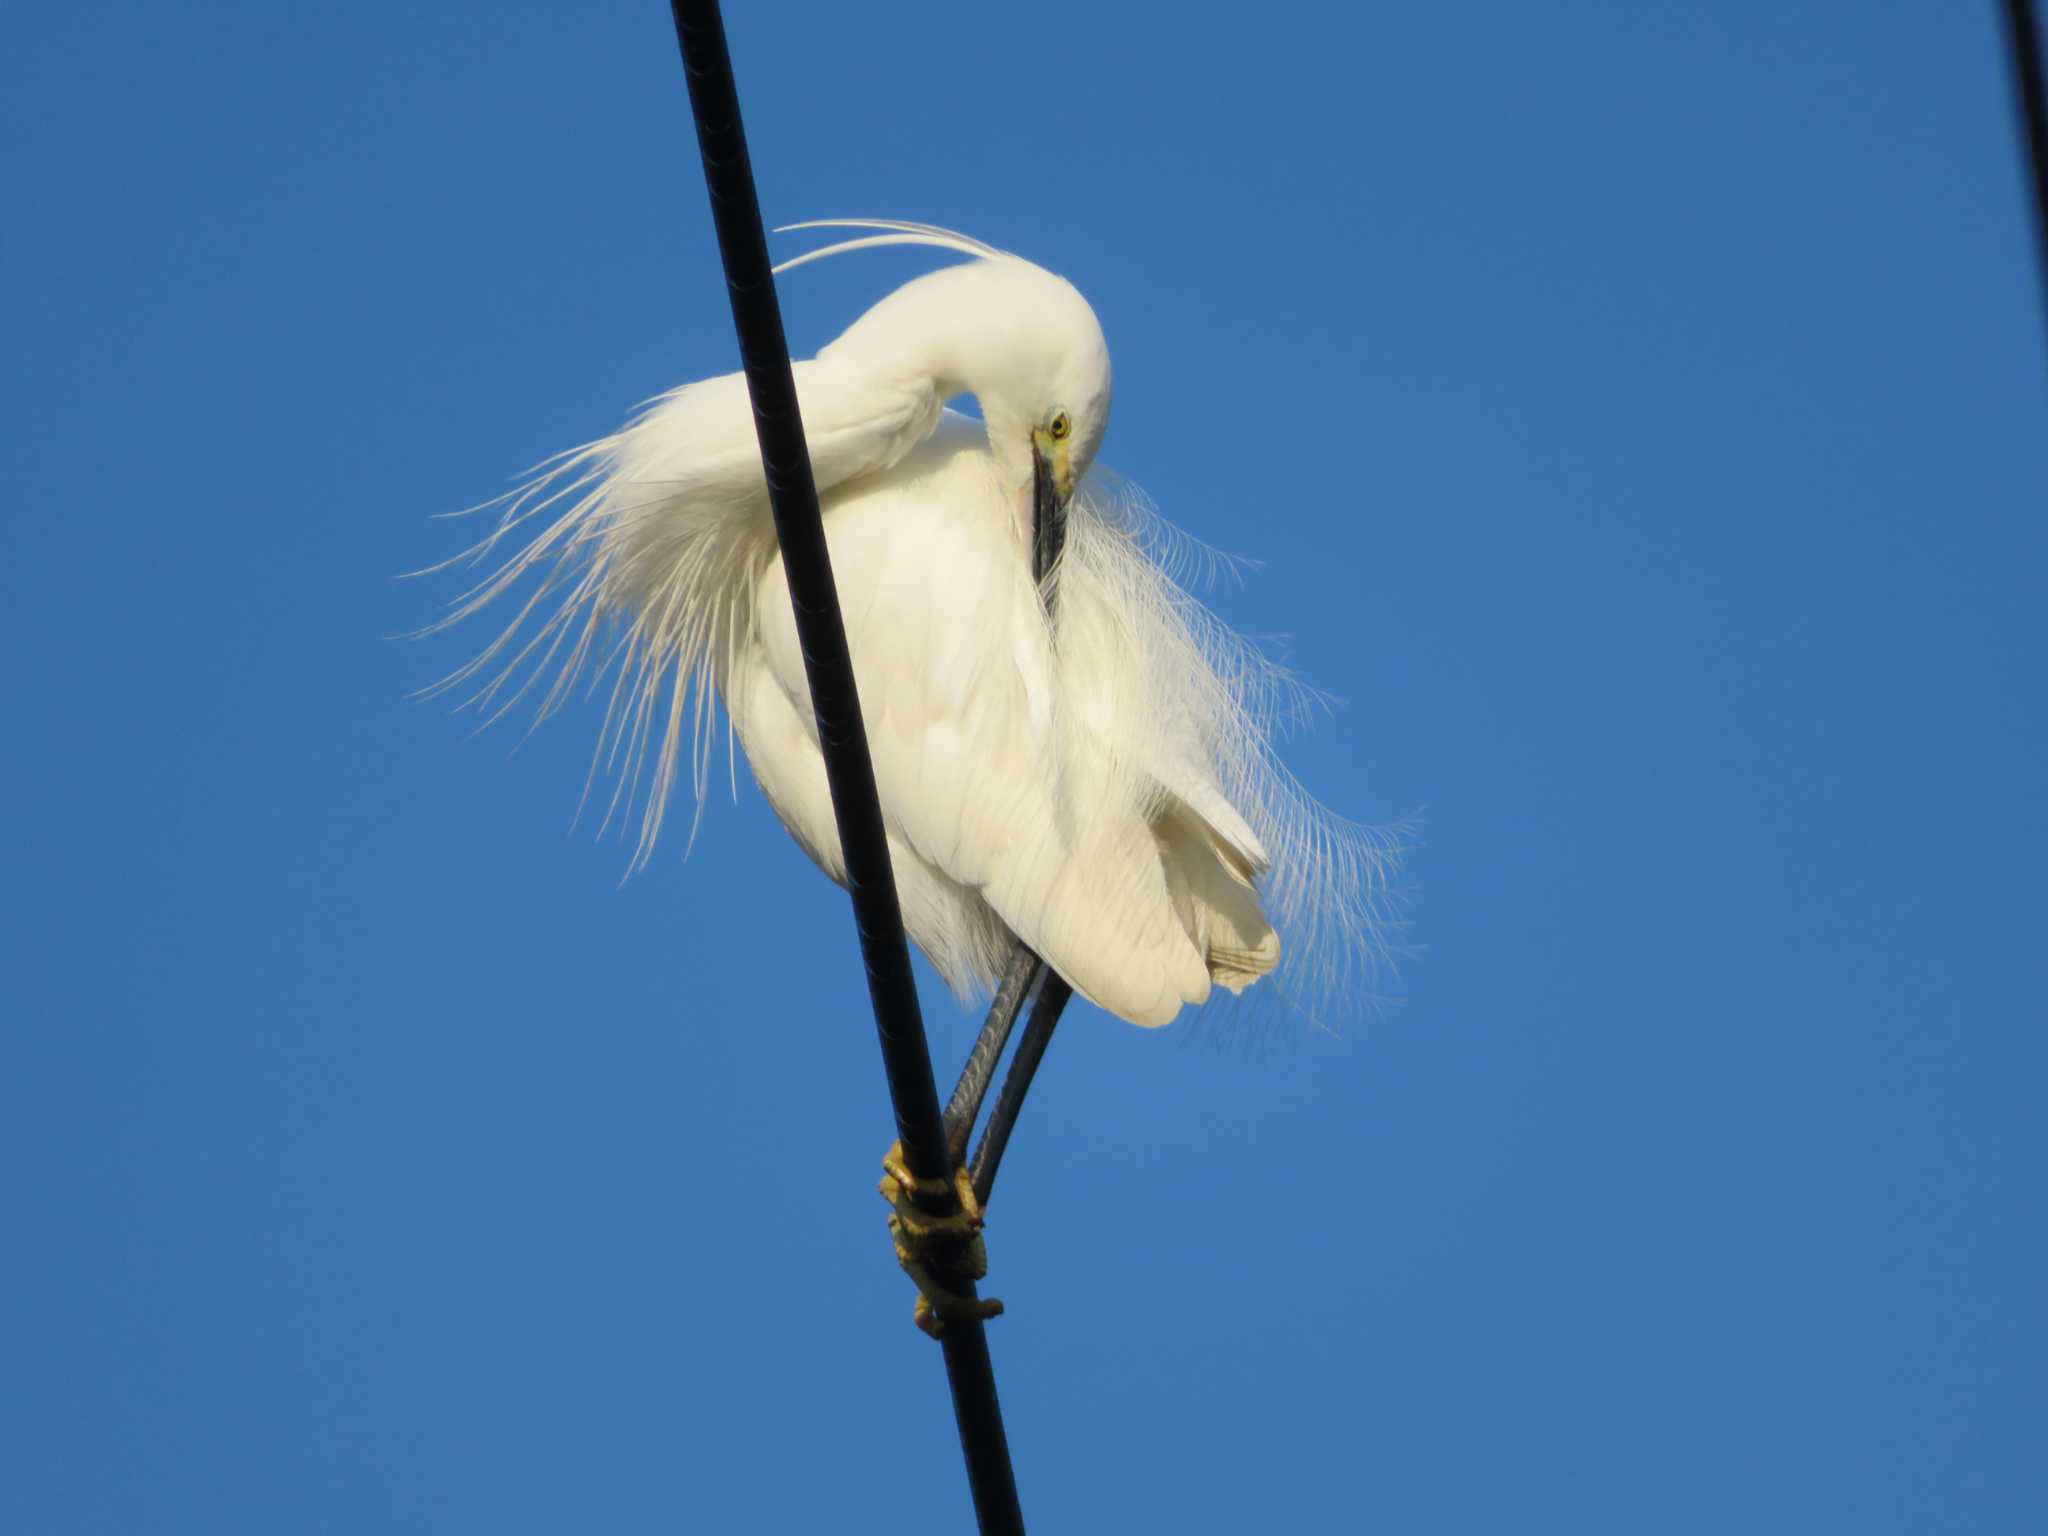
[879,1140,1004,1338]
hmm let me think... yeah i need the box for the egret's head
[831,249,1112,511]
[809,231,1113,584]
[947,258,1114,509]
[908,257,1112,587]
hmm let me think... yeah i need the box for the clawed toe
[880,1141,1004,1337]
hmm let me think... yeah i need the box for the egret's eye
[1048,411,1072,441]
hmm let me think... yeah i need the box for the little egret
[427,220,1395,1328]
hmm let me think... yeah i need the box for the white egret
[426,220,1395,1326]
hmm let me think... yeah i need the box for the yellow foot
[879,1141,1005,1338]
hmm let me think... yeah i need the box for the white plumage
[427,221,1393,1028]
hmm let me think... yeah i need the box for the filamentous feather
[422,222,1399,1027]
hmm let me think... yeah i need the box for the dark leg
[969,973,1074,1208]
[942,943,1045,1167]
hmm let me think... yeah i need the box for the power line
[663,3,1025,1530]
[2002,0,2048,354]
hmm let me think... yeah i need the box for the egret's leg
[942,943,1044,1167]
[968,974,1074,1208]
[883,944,1050,1335]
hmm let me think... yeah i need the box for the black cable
[664,4,1024,1530]
[2003,0,2048,353]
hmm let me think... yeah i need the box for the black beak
[1030,444,1067,600]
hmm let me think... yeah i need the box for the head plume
[770,218,1007,275]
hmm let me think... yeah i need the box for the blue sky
[5,2,2044,1530]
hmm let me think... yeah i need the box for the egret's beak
[1029,440,1069,594]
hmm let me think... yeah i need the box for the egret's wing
[433,356,945,870]
[1151,771,1269,881]
[1155,798,1282,994]
[608,361,941,518]
[858,619,1218,1028]
[795,361,944,491]
[1142,765,1281,993]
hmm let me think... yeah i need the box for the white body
[736,414,1273,1025]
[432,223,1389,1029]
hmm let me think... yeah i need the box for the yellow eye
[1048,411,1072,441]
